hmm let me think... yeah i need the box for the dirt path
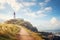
[17,26,35,40]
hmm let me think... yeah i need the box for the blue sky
[0,0,60,31]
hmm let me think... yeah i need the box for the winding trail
[17,26,35,40]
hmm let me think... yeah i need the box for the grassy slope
[0,23,20,40]
[0,23,43,40]
[22,26,43,40]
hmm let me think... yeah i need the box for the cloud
[0,0,35,12]
[48,17,60,30]
[0,12,13,20]
[0,14,9,20]
[0,0,6,4]
[23,8,47,18]
[25,12,47,18]
[22,6,51,18]
[22,2,35,7]
[38,13,47,17]
[37,0,52,18]
[45,0,51,3]
[17,0,36,2]
[37,10,44,14]
[0,4,5,9]
[16,0,36,7]
[0,0,23,12]
[19,0,52,18]
[39,2,46,7]
[50,17,58,25]
[44,7,52,12]
[0,0,6,9]
[39,0,51,7]
[32,0,36,2]
[25,13,37,18]
[21,8,37,18]
[0,0,52,19]
[38,17,60,31]
[6,0,22,12]
[36,7,52,17]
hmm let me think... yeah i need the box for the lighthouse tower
[14,12,16,19]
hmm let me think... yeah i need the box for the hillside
[5,19,38,32]
[0,24,20,40]
[0,19,43,40]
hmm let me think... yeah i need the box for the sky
[0,0,60,31]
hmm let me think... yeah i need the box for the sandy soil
[17,26,35,40]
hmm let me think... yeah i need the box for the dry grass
[0,23,43,40]
[0,23,20,40]
[22,26,43,40]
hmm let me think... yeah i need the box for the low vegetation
[22,27,43,40]
[0,24,20,40]
[5,19,38,32]
[0,19,43,40]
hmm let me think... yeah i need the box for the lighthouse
[14,12,16,19]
